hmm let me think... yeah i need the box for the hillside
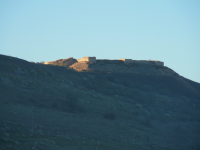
[0,54,200,150]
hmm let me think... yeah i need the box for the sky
[0,0,200,83]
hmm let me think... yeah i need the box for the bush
[106,74,115,82]
[103,112,116,120]
[66,91,78,112]
[51,102,58,108]
[65,90,86,113]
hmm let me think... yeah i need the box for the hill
[0,54,200,150]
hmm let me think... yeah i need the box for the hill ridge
[1,54,200,150]
[44,56,178,76]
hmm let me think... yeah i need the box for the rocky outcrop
[44,57,77,67]
[69,62,91,72]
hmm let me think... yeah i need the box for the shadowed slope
[0,54,200,150]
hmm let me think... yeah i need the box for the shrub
[66,91,78,112]
[65,90,86,113]
[103,112,116,120]
[51,102,58,108]
[106,74,115,82]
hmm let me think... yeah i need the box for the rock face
[69,62,91,72]
[44,57,77,67]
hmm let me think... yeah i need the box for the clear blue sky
[0,0,200,83]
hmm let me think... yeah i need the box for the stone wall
[44,57,164,67]
[96,59,124,64]
[44,61,54,65]
[119,59,164,66]
[119,59,132,63]
[44,56,175,75]
[95,59,164,66]
[77,57,96,63]
[132,60,150,65]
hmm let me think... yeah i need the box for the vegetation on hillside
[0,54,200,150]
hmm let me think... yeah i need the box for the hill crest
[44,56,177,76]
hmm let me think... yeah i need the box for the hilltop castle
[43,57,179,75]
[44,56,164,67]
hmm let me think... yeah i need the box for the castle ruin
[43,57,179,75]
[44,56,164,67]
[77,57,96,63]
[74,57,164,66]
